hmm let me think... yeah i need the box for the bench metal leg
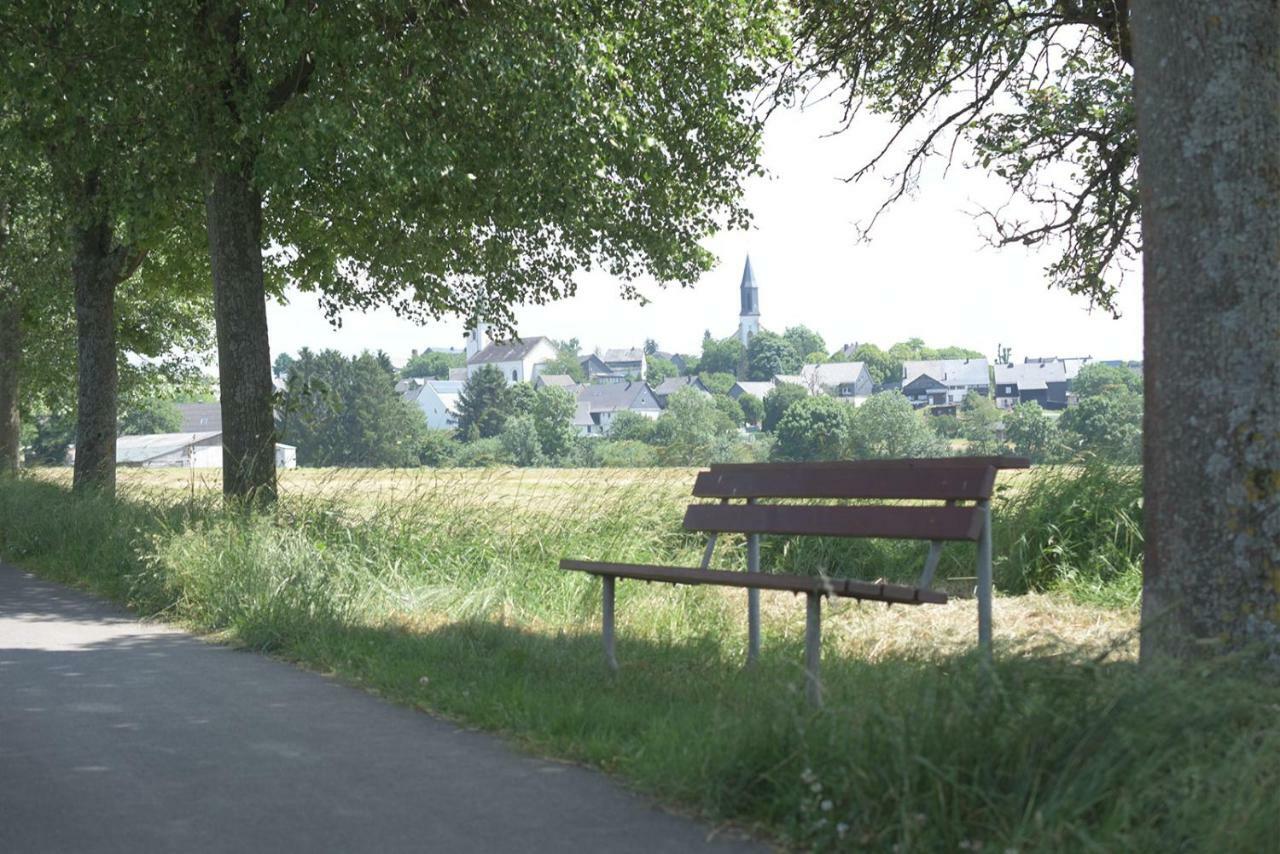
[976,500,993,661]
[747,532,761,665]
[602,575,618,672]
[805,592,822,706]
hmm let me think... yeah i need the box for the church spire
[738,254,760,347]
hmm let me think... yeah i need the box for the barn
[69,432,298,469]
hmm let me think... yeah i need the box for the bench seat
[560,559,947,605]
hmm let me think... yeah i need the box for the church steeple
[738,255,760,347]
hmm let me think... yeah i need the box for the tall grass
[1,468,1270,851]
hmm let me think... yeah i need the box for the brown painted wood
[560,559,948,605]
[683,503,984,541]
[692,465,997,501]
[705,456,1030,472]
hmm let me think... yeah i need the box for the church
[737,255,761,348]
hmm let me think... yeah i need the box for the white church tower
[737,255,761,348]
[464,320,491,361]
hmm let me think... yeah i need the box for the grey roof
[176,402,222,433]
[1025,356,1093,380]
[740,255,759,315]
[469,336,552,364]
[536,374,579,388]
[902,358,990,388]
[653,377,710,397]
[116,432,221,464]
[575,382,660,413]
[801,362,867,388]
[730,381,775,399]
[601,348,644,364]
[447,367,468,381]
[995,361,1067,391]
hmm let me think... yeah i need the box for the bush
[773,396,851,461]
[594,440,659,468]
[453,437,510,468]
[418,430,458,466]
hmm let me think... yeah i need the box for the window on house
[512,369,518,381]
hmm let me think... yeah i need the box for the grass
[2,465,1274,851]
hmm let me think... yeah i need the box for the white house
[574,382,663,436]
[403,379,464,430]
[776,362,873,402]
[901,359,991,408]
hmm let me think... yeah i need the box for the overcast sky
[266,99,1144,366]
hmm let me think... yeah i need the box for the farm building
[69,433,298,469]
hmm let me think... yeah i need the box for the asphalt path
[0,562,763,853]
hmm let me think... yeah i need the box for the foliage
[786,1,1138,311]
[593,440,659,468]
[3,472,1276,853]
[607,410,658,444]
[24,412,75,466]
[1072,363,1142,398]
[531,386,578,463]
[772,396,852,461]
[645,356,678,385]
[762,382,809,432]
[499,415,546,467]
[272,353,296,379]
[996,463,1143,606]
[1003,402,1060,463]
[652,387,735,465]
[782,325,825,362]
[453,437,509,468]
[698,372,737,396]
[958,391,1004,454]
[277,350,427,467]
[417,430,458,467]
[1059,392,1142,464]
[455,366,511,441]
[118,399,183,437]
[713,394,746,427]
[401,351,464,380]
[848,391,945,458]
[698,335,744,377]
[540,346,587,383]
[737,392,764,427]
[746,330,801,381]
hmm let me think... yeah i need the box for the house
[71,432,297,469]
[901,359,991,409]
[534,374,581,391]
[651,351,692,375]
[467,336,558,384]
[653,376,712,406]
[798,362,873,401]
[403,380,464,430]
[574,382,663,436]
[995,357,1095,410]
[602,348,646,381]
[729,380,775,401]
[581,349,645,383]
[176,402,222,433]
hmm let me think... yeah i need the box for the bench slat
[692,464,997,501]
[560,559,947,605]
[683,503,984,541]
[705,456,1029,472]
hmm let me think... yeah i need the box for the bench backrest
[683,457,1028,543]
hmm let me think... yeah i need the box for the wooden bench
[560,456,1029,704]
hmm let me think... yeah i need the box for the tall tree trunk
[0,201,18,475]
[205,158,277,504]
[1132,4,1280,661]
[0,285,19,476]
[71,215,120,496]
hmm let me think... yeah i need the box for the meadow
[2,465,1275,851]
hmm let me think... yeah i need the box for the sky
[265,99,1144,366]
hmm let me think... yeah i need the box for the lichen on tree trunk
[71,215,120,495]
[1132,4,1280,662]
[205,159,277,505]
